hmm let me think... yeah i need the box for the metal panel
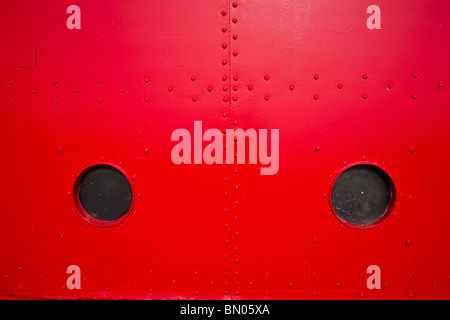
[0,0,449,300]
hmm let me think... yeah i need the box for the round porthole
[330,164,395,228]
[73,164,134,226]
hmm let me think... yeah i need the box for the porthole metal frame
[73,162,135,227]
[329,161,397,230]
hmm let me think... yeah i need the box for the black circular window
[75,165,133,224]
[330,164,395,227]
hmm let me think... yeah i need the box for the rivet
[264,291,269,296]
[232,35,238,40]
[234,185,239,190]
[19,285,24,290]
[340,224,345,230]
[224,208,229,213]
[57,147,62,153]
[362,94,368,99]
[407,273,413,279]
[222,59,227,65]
[409,147,415,153]
[233,76,238,81]
[362,74,368,79]
[223,86,228,92]
[144,97,149,102]
[360,230,364,236]
[191,76,196,82]
[378,226,383,231]
[222,43,227,49]
[407,293,412,298]
[380,160,385,166]
[233,86,238,91]
[399,193,404,199]
[322,193,327,198]
[432,283,438,289]
[144,78,149,83]
[31,90,36,95]
[18,266,23,271]
[222,76,227,81]
[223,96,229,102]
[336,282,341,288]
[98,79,102,84]
[224,192,228,197]
[224,254,229,259]
[337,84,343,89]
[264,75,270,81]
[413,73,418,78]
[264,272,269,278]
[232,18,237,23]
[67,191,71,197]
[235,282,239,287]
[194,271,199,276]
[54,100,58,104]
[313,74,319,80]
[312,292,316,297]
[9,80,13,85]
[224,239,229,244]
[264,95,269,101]
[233,51,238,57]
[412,94,417,99]
[4,274,9,279]
[121,88,126,93]
[192,96,197,102]
[83,276,88,282]
[394,174,398,180]
[438,83,443,88]
[221,11,227,16]
[145,148,149,154]
[234,169,239,174]
[120,223,124,229]
[75,89,80,94]
[405,240,411,246]
[207,86,213,92]
[232,2,238,8]
[222,27,227,33]
[388,84,393,89]
[224,272,229,277]
[223,177,228,183]
[40,276,45,281]
[137,193,141,198]
[314,95,319,100]
[146,237,151,243]
[315,146,320,152]
[172,280,176,285]
[234,216,238,221]
[235,200,239,205]
[235,231,239,237]
[210,280,215,286]
[289,85,294,90]
[311,272,316,277]
[288,282,293,288]
[60,234,65,240]
[118,161,123,166]
[10,99,14,104]
[98,98,103,103]
[359,293,364,298]
[234,246,239,251]
[383,282,388,288]
[53,80,58,85]
[362,155,366,161]
[248,85,253,90]
[100,156,105,161]
[248,281,253,286]
[312,237,318,244]
[235,258,239,263]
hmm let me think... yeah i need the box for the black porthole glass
[331,164,394,227]
[77,165,133,222]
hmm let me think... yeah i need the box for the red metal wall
[0,0,449,299]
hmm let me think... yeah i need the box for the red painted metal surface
[0,0,449,300]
